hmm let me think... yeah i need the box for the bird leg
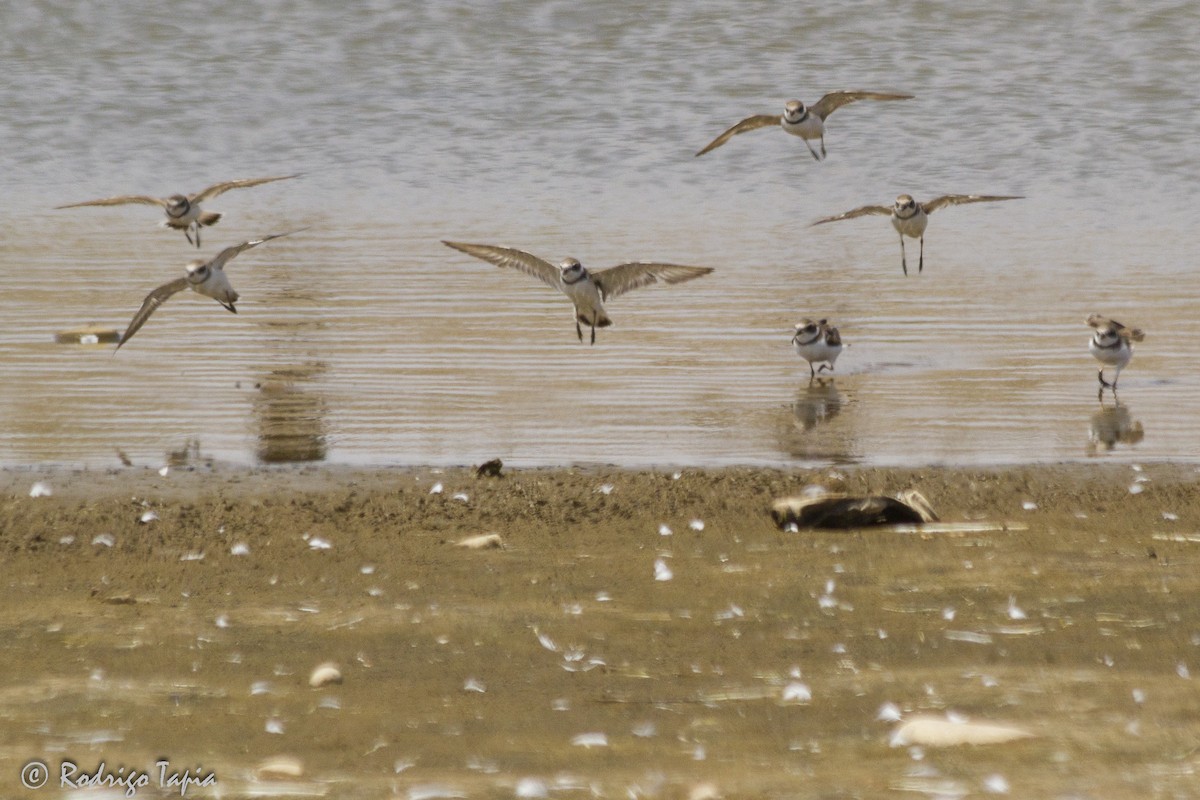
[818,363,833,373]
[590,323,596,346]
[918,236,924,274]
[820,136,827,159]
[803,139,821,161]
[221,302,237,314]
[194,223,202,248]
[1097,368,1114,388]
[575,320,584,343]
[808,362,816,378]
[899,234,908,276]
[184,227,196,247]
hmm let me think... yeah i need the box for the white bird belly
[195,270,238,306]
[563,280,608,325]
[1089,339,1131,368]
[891,212,928,240]
[781,114,824,142]
[795,339,841,366]
[162,203,203,229]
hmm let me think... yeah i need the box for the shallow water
[2,1,1200,467]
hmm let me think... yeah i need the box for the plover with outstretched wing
[442,241,713,345]
[56,174,300,247]
[116,229,305,350]
[695,91,913,160]
[812,193,1022,274]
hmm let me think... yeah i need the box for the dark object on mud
[476,458,504,478]
[771,490,938,529]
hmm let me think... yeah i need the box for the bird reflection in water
[793,378,844,432]
[252,363,329,463]
[1087,397,1144,455]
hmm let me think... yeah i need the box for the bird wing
[190,174,301,202]
[809,90,914,121]
[442,241,563,290]
[695,114,782,156]
[810,204,892,226]
[116,277,190,349]
[591,263,713,301]
[54,194,167,210]
[1087,314,1145,342]
[209,229,306,271]
[921,194,1023,214]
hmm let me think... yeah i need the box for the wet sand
[1,463,1198,798]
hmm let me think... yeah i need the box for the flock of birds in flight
[53,90,1143,397]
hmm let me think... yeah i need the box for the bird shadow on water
[1086,395,1144,456]
[251,362,329,464]
[773,378,859,463]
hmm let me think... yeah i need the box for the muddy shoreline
[1,462,1197,798]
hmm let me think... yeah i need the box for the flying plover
[812,193,1022,275]
[116,230,304,349]
[442,241,713,345]
[56,174,299,247]
[695,91,913,160]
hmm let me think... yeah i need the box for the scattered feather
[309,663,343,688]
[230,543,250,556]
[255,755,304,779]
[29,482,53,498]
[92,533,116,548]
[139,510,158,524]
[1007,597,1027,620]
[654,559,673,582]
[877,702,903,722]
[455,533,503,549]
[570,732,608,748]
[689,519,705,531]
[429,483,443,494]
[782,682,812,703]
[307,536,332,551]
[515,778,549,799]
[463,677,486,693]
[983,774,1010,794]
[890,715,1034,747]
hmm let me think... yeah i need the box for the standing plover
[1087,314,1144,396]
[695,91,914,160]
[116,230,304,349]
[792,318,843,377]
[56,174,299,247]
[442,241,713,345]
[812,193,1022,275]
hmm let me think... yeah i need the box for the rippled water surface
[3,0,1200,467]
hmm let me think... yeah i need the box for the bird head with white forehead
[893,194,919,218]
[559,257,587,284]
[186,259,239,312]
[783,100,807,123]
